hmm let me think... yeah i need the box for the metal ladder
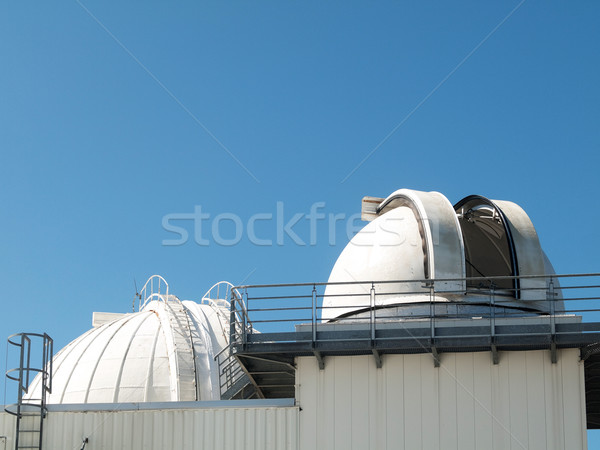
[5,333,53,450]
[138,276,197,400]
[165,296,197,400]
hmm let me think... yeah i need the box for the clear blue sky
[2,0,599,441]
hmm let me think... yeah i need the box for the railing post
[429,282,439,367]
[311,284,325,369]
[429,282,435,341]
[370,283,382,368]
[370,283,375,342]
[490,285,496,339]
[548,278,557,363]
[490,285,498,364]
[549,278,556,333]
[230,290,237,349]
[17,335,25,419]
[312,284,317,344]
[242,289,248,348]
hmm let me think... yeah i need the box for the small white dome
[26,293,230,404]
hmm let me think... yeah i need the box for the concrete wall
[0,401,298,450]
[297,349,587,450]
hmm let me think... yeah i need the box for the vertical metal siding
[297,349,587,450]
[0,406,297,450]
[0,413,15,450]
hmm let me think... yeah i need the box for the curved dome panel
[25,296,229,404]
[491,199,547,301]
[322,205,428,320]
[182,300,229,401]
[378,189,466,289]
[323,189,466,320]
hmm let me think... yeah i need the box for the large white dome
[25,284,230,404]
[322,189,560,320]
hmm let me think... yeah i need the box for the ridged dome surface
[25,296,229,404]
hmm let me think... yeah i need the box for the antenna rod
[133,278,139,312]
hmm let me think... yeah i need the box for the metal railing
[139,275,170,311]
[228,273,600,358]
[214,344,252,399]
[213,287,254,399]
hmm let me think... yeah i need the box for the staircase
[215,345,256,399]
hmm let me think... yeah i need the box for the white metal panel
[508,351,529,447]
[92,312,129,327]
[351,356,370,450]
[439,352,458,450]
[420,353,440,450]
[361,196,385,221]
[403,353,422,449]
[385,354,404,450]
[491,351,511,449]
[526,350,548,450]
[561,350,587,449]
[0,405,297,450]
[0,413,15,450]
[371,359,386,450]
[473,352,493,450]
[297,354,317,450]
[297,348,586,450]
[319,355,336,449]
[456,353,476,450]
[333,356,352,450]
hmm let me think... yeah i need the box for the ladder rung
[19,429,40,432]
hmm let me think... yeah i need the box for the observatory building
[24,280,231,404]
[2,188,600,450]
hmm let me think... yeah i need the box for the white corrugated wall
[297,348,587,450]
[0,348,588,449]
[0,413,15,450]
[0,406,298,450]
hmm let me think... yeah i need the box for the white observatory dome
[25,278,232,404]
[322,188,560,320]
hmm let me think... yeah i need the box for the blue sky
[2,0,599,440]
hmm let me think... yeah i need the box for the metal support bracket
[550,341,557,364]
[491,343,499,365]
[313,350,325,370]
[431,347,440,368]
[372,349,383,369]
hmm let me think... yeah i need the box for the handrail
[227,273,600,355]
[202,281,235,308]
[233,273,600,290]
[139,275,170,311]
